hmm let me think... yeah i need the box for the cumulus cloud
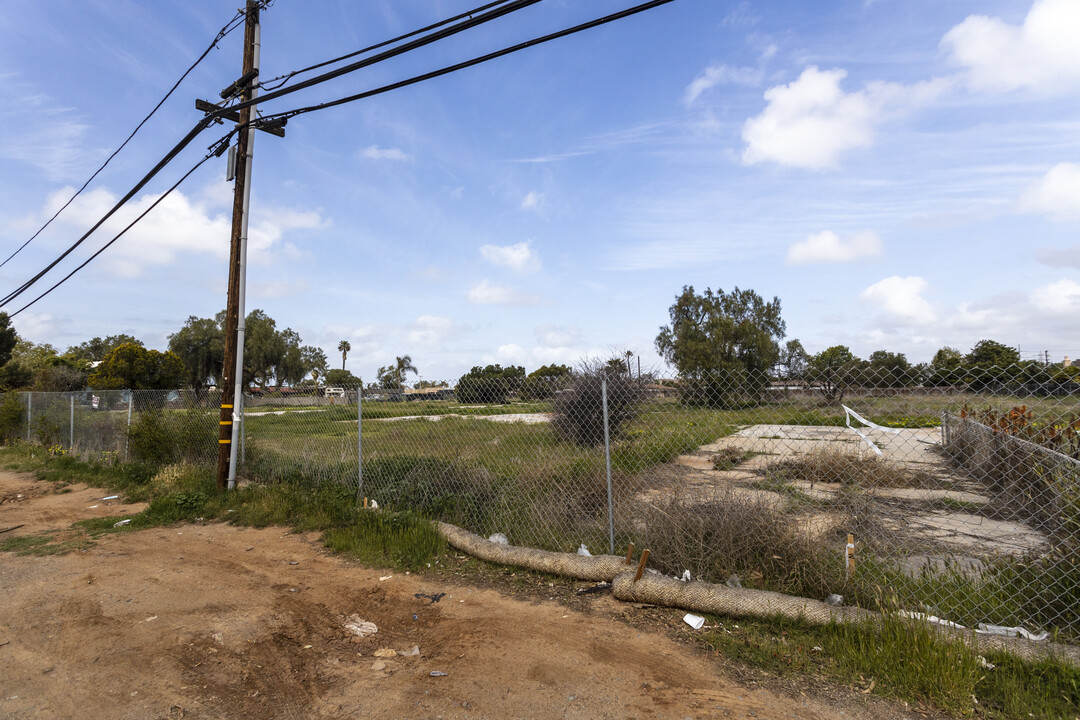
[859,276,937,326]
[407,315,457,345]
[43,184,324,278]
[684,64,762,105]
[1030,279,1080,314]
[786,230,882,265]
[1018,162,1080,221]
[741,67,947,169]
[479,241,539,272]
[358,145,411,161]
[535,322,582,348]
[466,280,541,306]
[520,191,544,211]
[941,0,1080,94]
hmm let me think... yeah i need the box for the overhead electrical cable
[252,0,678,127]
[4,0,675,310]
[0,119,219,307]
[9,147,223,318]
[0,4,261,272]
[230,0,545,114]
[258,0,523,91]
[3,0,544,306]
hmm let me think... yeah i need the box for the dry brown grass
[765,448,939,489]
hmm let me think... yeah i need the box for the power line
[0,4,261,272]
[258,0,522,91]
[254,0,678,126]
[9,143,224,318]
[2,0,542,307]
[230,0,545,114]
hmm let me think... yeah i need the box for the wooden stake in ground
[625,543,635,565]
[634,549,650,582]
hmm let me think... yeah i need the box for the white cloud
[45,184,324,278]
[1036,244,1080,269]
[942,0,1080,94]
[479,241,539,272]
[859,276,937,326]
[466,280,541,306]
[535,322,582,348]
[494,343,528,365]
[520,191,544,211]
[1018,163,1080,221]
[407,315,456,345]
[0,78,89,181]
[1031,279,1080,314]
[741,67,947,169]
[684,64,762,105]
[786,230,882,265]
[358,145,411,161]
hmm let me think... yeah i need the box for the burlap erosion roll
[612,571,873,624]
[436,521,628,581]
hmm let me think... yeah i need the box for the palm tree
[338,340,351,370]
[394,354,418,388]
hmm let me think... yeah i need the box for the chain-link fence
[3,364,1078,641]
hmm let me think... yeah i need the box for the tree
[966,339,1020,367]
[88,343,186,390]
[655,285,785,406]
[521,364,572,400]
[455,365,525,404]
[777,339,809,380]
[274,329,306,387]
[928,346,964,386]
[243,309,285,389]
[394,355,418,388]
[324,368,362,386]
[301,346,329,384]
[338,340,351,370]
[807,345,858,404]
[168,316,223,391]
[0,312,18,368]
[66,334,143,364]
[865,350,915,388]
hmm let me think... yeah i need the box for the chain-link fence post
[602,377,615,555]
[69,395,74,450]
[240,401,246,466]
[356,385,363,501]
[124,392,133,462]
[26,392,31,443]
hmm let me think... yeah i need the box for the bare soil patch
[0,470,933,719]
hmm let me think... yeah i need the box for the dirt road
[0,471,918,719]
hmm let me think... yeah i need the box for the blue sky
[1,0,1078,383]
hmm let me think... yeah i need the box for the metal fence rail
[2,364,1078,640]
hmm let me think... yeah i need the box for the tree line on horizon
[0,286,1073,397]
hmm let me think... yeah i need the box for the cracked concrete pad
[907,512,1047,556]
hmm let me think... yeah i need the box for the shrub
[0,392,25,444]
[455,365,524,404]
[552,364,641,446]
[127,408,217,466]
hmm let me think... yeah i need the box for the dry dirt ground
[0,470,933,720]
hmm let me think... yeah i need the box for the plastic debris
[977,655,996,670]
[725,574,742,589]
[976,623,1050,642]
[576,544,592,557]
[398,645,421,657]
[379,575,393,582]
[344,615,378,637]
[683,613,705,630]
[429,670,448,677]
[488,533,509,545]
[680,570,691,582]
[899,611,966,630]
[113,519,131,527]
[102,495,119,501]
[414,592,446,604]
[826,594,843,607]
[576,582,610,595]
[370,499,378,509]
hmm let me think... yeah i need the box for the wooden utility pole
[216,0,260,490]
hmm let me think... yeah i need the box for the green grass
[697,610,1080,718]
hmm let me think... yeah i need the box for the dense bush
[127,408,217,466]
[455,364,524,404]
[0,392,25,444]
[552,364,641,446]
[520,364,572,401]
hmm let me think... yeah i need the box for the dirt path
[0,471,923,720]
